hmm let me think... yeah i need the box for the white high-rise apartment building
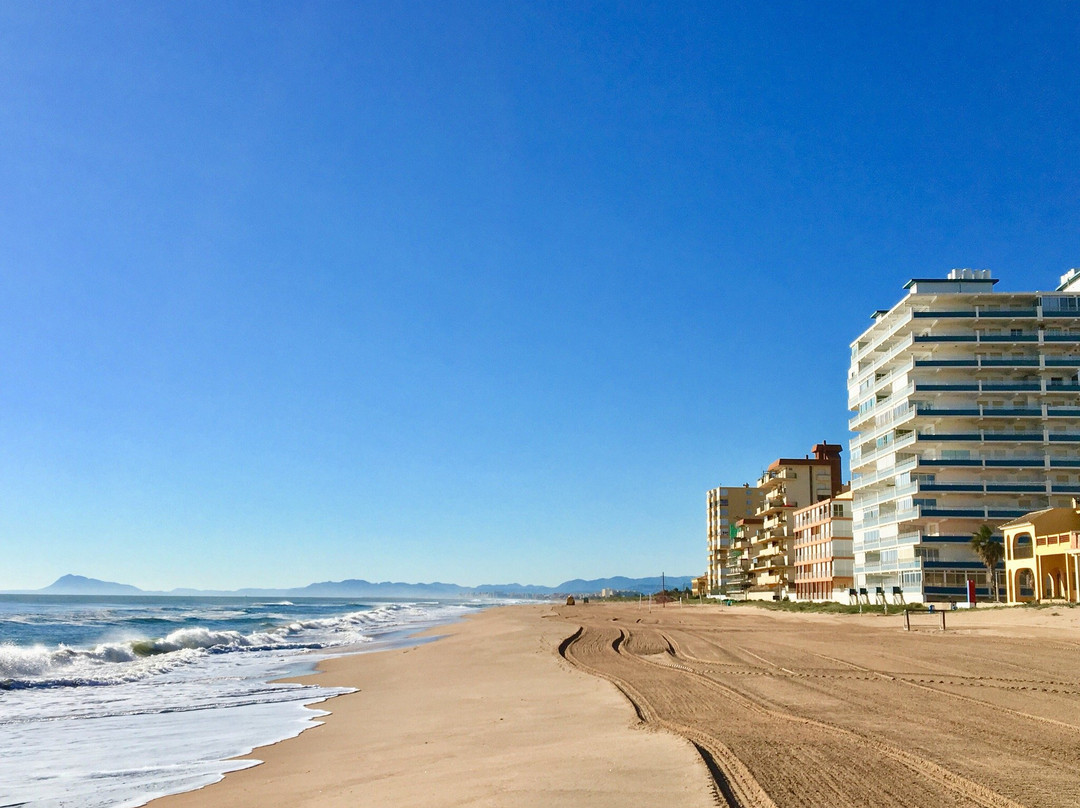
[848,268,1080,603]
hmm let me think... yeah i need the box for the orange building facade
[793,490,854,601]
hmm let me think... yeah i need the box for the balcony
[978,334,1040,342]
[752,555,788,572]
[913,334,978,343]
[917,456,1045,469]
[851,431,918,469]
[849,382,917,431]
[918,506,1029,520]
[978,309,1039,318]
[760,524,793,540]
[855,481,918,510]
[761,514,783,530]
[859,558,924,575]
[851,457,918,492]
[753,571,788,587]
[851,308,915,367]
[854,507,921,531]
[848,357,916,409]
[914,357,1043,368]
[763,487,788,506]
[912,310,977,319]
[756,543,787,559]
[912,380,1057,394]
[909,308,1039,321]
[914,405,1045,418]
[852,404,920,448]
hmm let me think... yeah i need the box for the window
[1042,295,1080,312]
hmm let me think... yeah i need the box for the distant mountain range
[21,574,695,599]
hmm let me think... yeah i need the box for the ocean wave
[0,602,455,689]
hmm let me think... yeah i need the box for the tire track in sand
[560,625,775,808]
[561,623,1027,808]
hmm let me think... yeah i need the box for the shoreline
[148,603,716,808]
[148,602,1080,808]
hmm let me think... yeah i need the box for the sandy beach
[151,602,1080,808]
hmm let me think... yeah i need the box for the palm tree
[970,524,1004,602]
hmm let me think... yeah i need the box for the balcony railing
[851,308,915,367]
[910,308,1039,320]
[851,456,918,493]
[853,507,921,531]
[851,431,917,469]
[854,481,918,511]
[849,353,916,409]
[848,382,916,431]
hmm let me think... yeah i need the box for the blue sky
[0,2,1077,590]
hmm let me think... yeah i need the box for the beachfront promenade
[152,603,1080,808]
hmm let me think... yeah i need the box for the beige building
[706,484,764,595]
[793,489,854,601]
[1002,506,1080,603]
[747,443,845,600]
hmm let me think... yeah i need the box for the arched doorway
[1044,572,1057,599]
[1016,569,1035,600]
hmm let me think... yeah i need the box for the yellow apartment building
[1002,506,1080,603]
[706,484,764,595]
[793,489,854,602]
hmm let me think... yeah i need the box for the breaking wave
[0,602,437,689]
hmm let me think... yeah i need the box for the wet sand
[151,602,1080,808]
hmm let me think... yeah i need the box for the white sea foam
[0,598,480,807]
[0,603,448,689]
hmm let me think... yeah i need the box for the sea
[0,594,487,808]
